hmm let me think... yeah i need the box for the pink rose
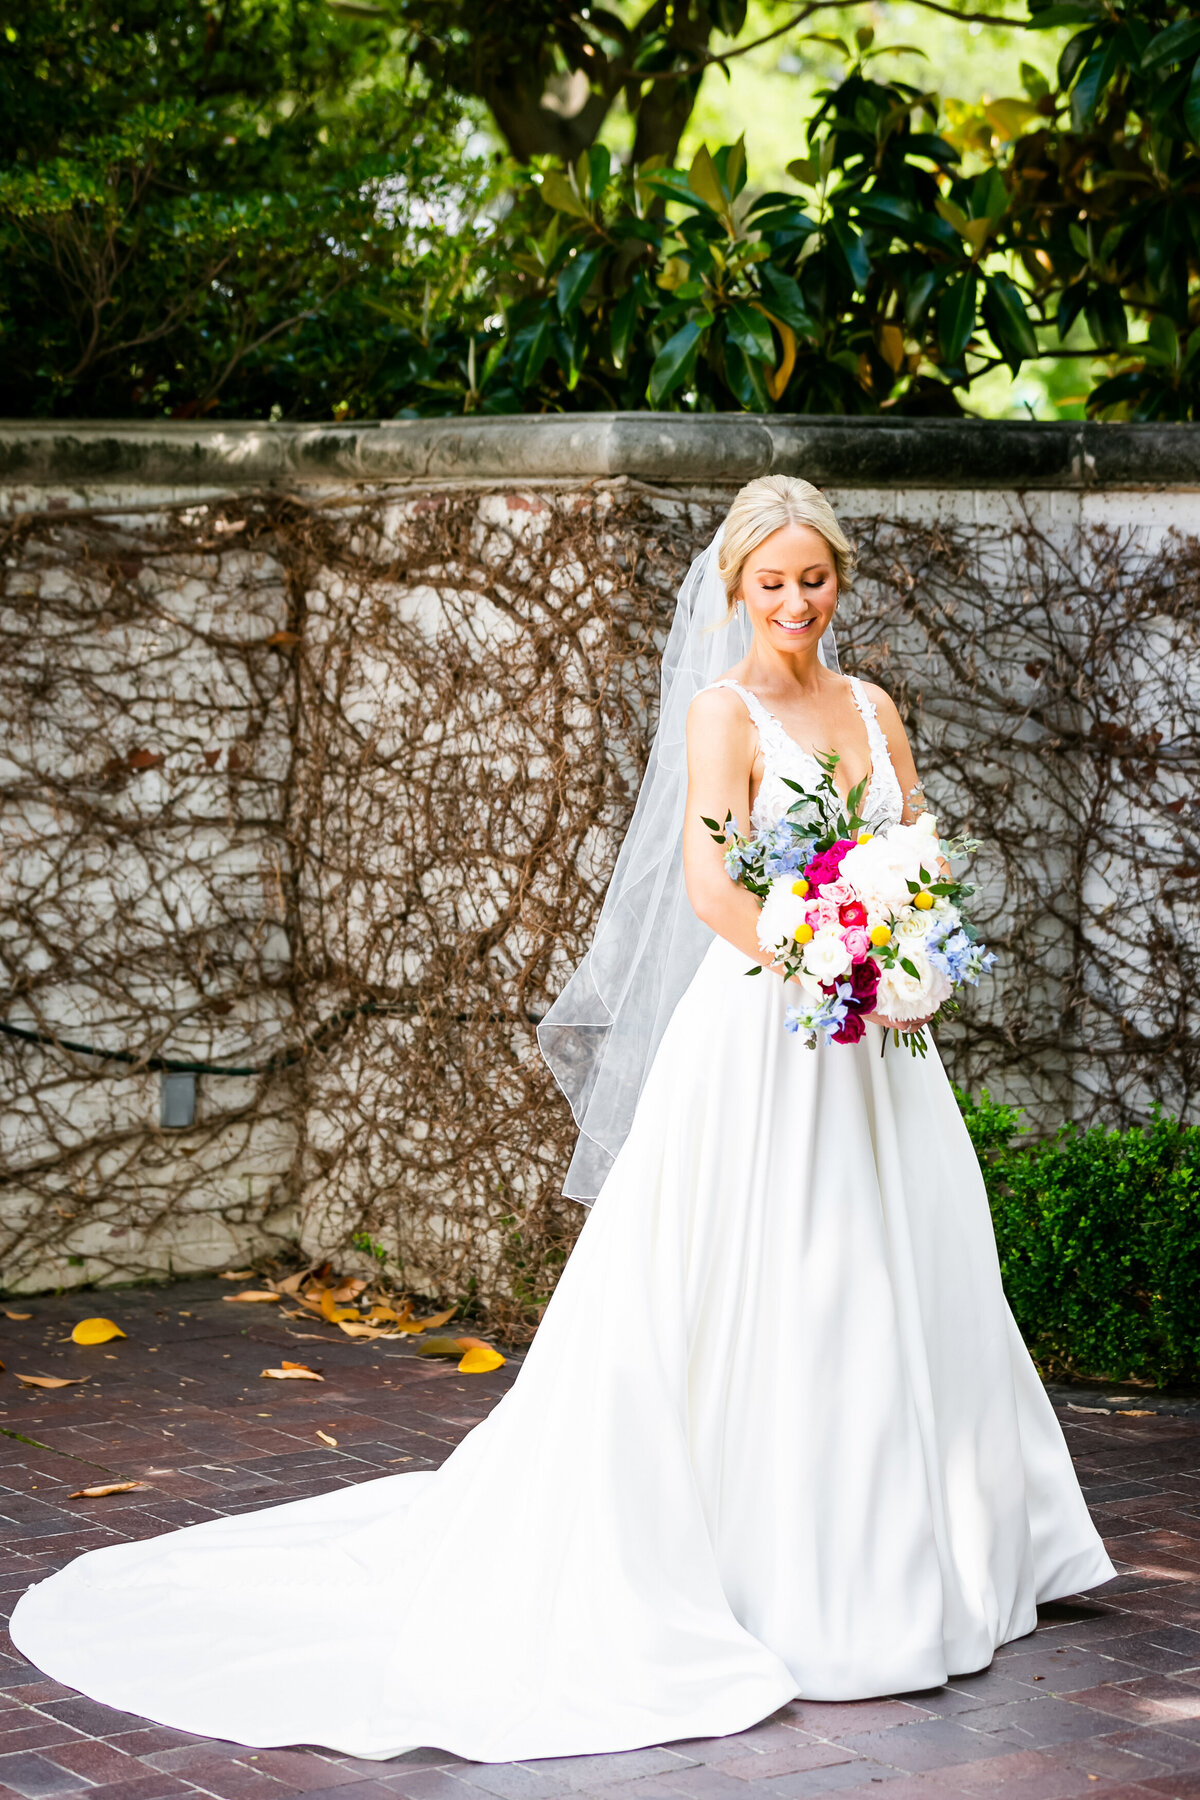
[843,927,870,963]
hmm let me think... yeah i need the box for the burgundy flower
[848,960,880,1003]
[832,1010,866,1045]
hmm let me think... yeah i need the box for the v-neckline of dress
[736,676,878,814]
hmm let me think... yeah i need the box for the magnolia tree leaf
[71,1318,126,1345]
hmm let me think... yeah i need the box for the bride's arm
[682,688,783,971]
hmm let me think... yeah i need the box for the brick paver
[2,1280,1199,1800]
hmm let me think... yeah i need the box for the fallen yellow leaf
[222,1290,282,1304]
[458,1345,506,1374]
[219,1269,255,1279]
[316,1430,338,1448]
[15,1374,89,1388]
[71,1318,126,1346]
[69,1481,142,1498]
[397,1305,457,1335]
[3,1309,32,1321]
[261,1365,324,1381]
[336,1321,396,1339]
[365,1303,411,1325]
[320,1289,360,1324]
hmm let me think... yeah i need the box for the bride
[10,476,1115,1764]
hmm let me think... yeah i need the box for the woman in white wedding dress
[10,477,1114,1764]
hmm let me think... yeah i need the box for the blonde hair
[717,475,855,620]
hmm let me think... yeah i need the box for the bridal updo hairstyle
[716,475,855,624]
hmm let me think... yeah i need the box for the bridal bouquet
[704,757,994,1054]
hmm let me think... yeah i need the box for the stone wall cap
[1,413,1199,490]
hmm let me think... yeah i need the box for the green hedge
[958,1092,1200,1389]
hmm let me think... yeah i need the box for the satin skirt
[10,937,1116,1761]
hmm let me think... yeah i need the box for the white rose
[914,811,939,841]
[895,910,934,942]
[757,879,809,956]
[876,954,952,1022]
[803,931,853,983]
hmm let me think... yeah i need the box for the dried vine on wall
[1,484,1197,1328]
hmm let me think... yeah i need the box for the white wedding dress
[10,676,1115,1763]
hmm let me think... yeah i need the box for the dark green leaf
[831,221,871,292]
[1141,19,1200,71]
[983,271,1039,369]
[724,339,771,408]
[648,317,706,404]
[725,299,775,361]
[1186,58,1200,140]
[757,263,815,333]
[610,285,639,371]
[937,269,979,366]
[557,246,602,318]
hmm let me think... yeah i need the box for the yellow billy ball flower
[857,831,874,843]
[913,891,935,910]
[869,924,892,946]
[793,923,814,944]
[791,877,809,898]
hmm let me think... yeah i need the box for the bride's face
[738,523,837,654]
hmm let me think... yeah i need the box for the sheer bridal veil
[537,520,839,1203]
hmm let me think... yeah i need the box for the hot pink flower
[803,838,857,893]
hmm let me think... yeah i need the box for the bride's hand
[866,1008,934,1033]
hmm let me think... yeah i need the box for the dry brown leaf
[15,1374,89,1388]
[336,1321,395,1340]
[270,1272,308,1296]
[69,1481,142,1498]
[458,1345,506,1374]
[222,1290,282,1304]
[455,1336,491,1351]
[1117,1408,1155,1417]
[71,1318,126,1345]
[261,1364,324,1381]
[329,1277,368,1304]
[316,1430,338,1447]
[219,1269,255,1280]
[0,1359,5,1372]
[3,1309,32,1321]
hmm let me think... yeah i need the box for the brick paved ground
[3,1280,1200,1800]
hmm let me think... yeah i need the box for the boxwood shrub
[958,1091,1200,1389]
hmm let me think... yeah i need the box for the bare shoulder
[687,683,754,743]
[856,678,907,735]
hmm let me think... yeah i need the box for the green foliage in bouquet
[960,1092,1200,1387]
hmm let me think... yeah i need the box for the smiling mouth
[774,617,816,634]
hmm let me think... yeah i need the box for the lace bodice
[704,676,904,835]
